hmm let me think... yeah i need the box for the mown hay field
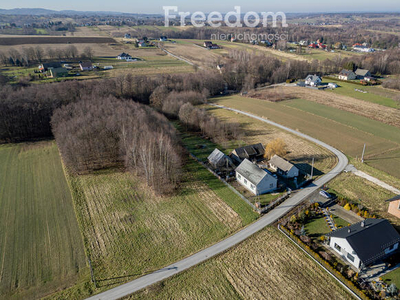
[129,227,353,300]
[211,95,400,178]
[255,85,400,126]
[0,141,87,300]
[325,79,400,109]
[48,158,258,299]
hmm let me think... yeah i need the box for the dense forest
[52,96,182,193]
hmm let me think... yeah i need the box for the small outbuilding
[236,159,277,195]
[231,143,265,163]
[208,148,234,169]
[386,195,400,219]
[268,155,299,178]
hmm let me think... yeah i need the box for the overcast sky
[2,0,399,14]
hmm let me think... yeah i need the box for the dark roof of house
[326,219,400,265]
[268,155,296,172]
[80,62,93,68]
[118,52,131,57]
[386,195,400,202]
[50,67,68,74]
[339,69,355,76]
[355,69,370,76]
[235,159,269,185]
[208,148,232,166]
[305,75,321,82]
[233,143,265,160]
[40,62,62,69]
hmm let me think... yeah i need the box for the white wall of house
[269,165,299,178]
[339,73,356,80]
[236,172,277,195]
[329,237,361,270]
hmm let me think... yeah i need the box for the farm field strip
[0,141,87,300]
[212,95,400,178]
[325,79,400,108]
[129,227,353,300]
[49,158,257,299]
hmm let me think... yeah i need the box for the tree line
[0,45,94,67]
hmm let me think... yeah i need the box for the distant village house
[305,75,322,87]
[338,69,356,81]
[117,53,132,60]
[79,62,93,71]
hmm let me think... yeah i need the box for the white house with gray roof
[235,159,277,195]
[326,219,400,270]
[305,75,322,87]
[268,155,299,178]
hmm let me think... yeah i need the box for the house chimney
[348,229,351,233]
[361,221,365,227]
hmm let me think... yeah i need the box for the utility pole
[310,157,314,179]
[361,144,366,163]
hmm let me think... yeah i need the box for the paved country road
[86,104,349,300]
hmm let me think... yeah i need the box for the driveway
[86,104,348,300]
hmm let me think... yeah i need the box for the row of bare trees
[51,96,182,194]
[178,103,243,143]
[0,45,94,66]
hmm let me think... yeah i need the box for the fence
[189,153,257,211]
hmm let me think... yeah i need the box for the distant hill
[0,8,160,16]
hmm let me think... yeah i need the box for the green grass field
[0,141,87,300]
[328,172,397,224]
[211,95,400,178]
[325,79,400,109]
[129,227,353,300]
[49,154,257,299]
[382,267,400,288]
[305,215,332,236]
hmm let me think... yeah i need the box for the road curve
[86,104,348,300]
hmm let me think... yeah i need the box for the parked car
[319,190,332,199]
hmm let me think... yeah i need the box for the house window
[238,174,242,180]
[387,244,396,251]
[251,184,255,190]
[334,243,341,253]
[270,183,274,188]
[244,179,247,185]
[347,253,355,262]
